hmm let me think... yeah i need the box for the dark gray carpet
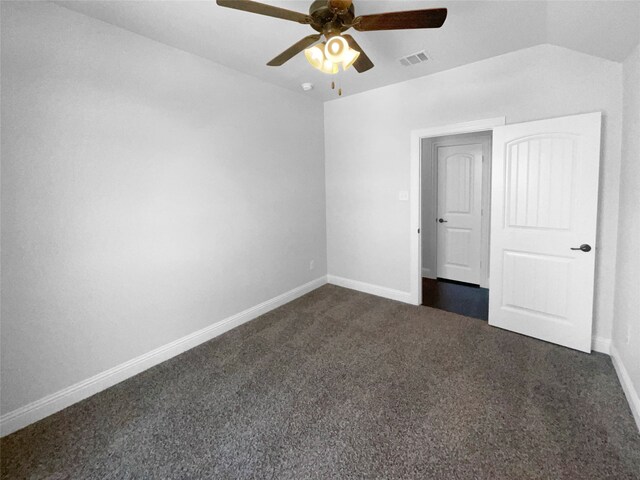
[2,285,639,479]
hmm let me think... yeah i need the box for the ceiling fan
[216,0,447,74]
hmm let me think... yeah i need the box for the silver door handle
[438,218,448,223]
[570,244,591,252]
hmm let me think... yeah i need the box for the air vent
[399,50,429,66]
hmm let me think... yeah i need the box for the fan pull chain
[330,80,343,97]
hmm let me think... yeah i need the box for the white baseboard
[591,336,611,354]
[0,276,327,437]
[610,344,640,432]
[327,274,412,304]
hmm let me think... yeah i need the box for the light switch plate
[398,190,409,201]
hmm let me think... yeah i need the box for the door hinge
[417,228,420,234]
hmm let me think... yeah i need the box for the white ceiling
[56,0,640,101]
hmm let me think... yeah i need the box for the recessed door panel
[445,228,472,267]
[445,154,472,214]
[506,136,574,230]
[502,251,571,319]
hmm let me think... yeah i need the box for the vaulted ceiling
[57,0,640,101]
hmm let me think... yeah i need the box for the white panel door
[436,143,483,284]
[489,112,601,352]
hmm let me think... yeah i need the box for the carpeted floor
[2,285,639,479]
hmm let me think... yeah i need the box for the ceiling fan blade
[216,0,311,24]
[267,34,322,66]
[353,8,447,31]
[342,34,374,73]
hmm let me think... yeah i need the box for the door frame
[409,116,506,305]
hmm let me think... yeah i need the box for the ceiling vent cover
[399,50,429,66]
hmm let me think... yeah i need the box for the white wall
[325,44,622,342]
[0,2,326,416]
[612,43,640,425]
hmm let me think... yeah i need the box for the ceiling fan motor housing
[309,0,355,37]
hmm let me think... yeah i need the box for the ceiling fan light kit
[303,37,360,74]
[324,35,348,62]
[322,35,361,72]
[304,43,325,69]
[216,0,447,88]
[323,59,339,74]
[340,48,360,70]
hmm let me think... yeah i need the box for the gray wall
[421,137,438,279]
[613,44,640,418]
[0,2,327,415]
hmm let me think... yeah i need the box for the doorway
[410,113,602,353]
[420,131,492,320]
[409,117,505,307]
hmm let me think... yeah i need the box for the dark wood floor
[422,277,489,321]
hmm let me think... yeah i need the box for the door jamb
[409,117,506,306]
